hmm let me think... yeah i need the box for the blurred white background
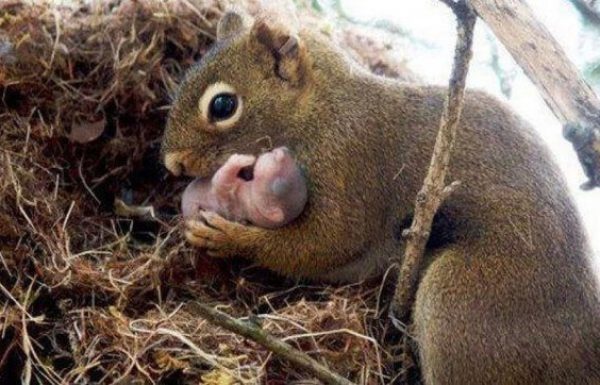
[325,0,600,269]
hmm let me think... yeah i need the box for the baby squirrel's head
[162,11,313,178]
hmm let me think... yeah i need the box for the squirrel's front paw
[184,211,257,258]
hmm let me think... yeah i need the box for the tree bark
[469,0,600,189]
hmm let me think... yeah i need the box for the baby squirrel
[181,147,307,228]
[162,11,600,385]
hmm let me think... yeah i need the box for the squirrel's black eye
[199,83,243,131]
[209,93,238,121]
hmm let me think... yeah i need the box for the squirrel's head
[162,11,313,178]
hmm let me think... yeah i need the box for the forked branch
[390,0,476,322]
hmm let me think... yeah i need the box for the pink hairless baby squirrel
[181,147,308,229]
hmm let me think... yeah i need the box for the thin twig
[390,0,476,322]
[188,302,356,385]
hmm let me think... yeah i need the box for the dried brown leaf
[68,117,106,144]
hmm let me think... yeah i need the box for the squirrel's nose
[163,149,216,177]
[164,152,185,176]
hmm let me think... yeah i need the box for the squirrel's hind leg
[412,244,600,385]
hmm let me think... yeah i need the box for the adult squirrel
[162,11,600,385]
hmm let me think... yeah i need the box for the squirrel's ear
[250,18,307,86]
[217,11,246,41]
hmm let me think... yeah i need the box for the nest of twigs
[0,1,414,383]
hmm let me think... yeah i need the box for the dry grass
[0,1,413,383]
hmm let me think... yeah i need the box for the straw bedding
[0,1,415,383]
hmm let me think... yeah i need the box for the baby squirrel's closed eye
[270,176,291,196]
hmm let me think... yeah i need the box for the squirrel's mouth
[163,149,233,179]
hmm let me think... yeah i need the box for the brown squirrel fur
[162,11,600,385]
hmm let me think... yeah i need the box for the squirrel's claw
[184,221,222,250]
[185,211,254,258]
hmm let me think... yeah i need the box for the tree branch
[568,0,600,26]
[187,302,356,385]
[469,0,600,189]
[390,0,476,321]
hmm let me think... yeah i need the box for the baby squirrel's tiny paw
[185,211,257,258]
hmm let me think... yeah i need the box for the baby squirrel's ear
[217,11,247,41]
[250,18,307,87]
